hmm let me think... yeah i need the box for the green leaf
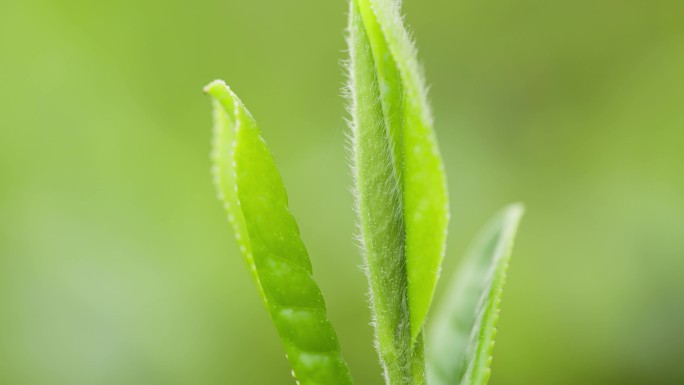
[347,0,448,383]
[428,204,524,385]
[205,80,355,385]
[350,0,449,342]
[353,0,449,343]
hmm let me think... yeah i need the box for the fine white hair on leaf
[345,0,450,384]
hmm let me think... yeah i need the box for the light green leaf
[205,80,354,385]
[350,0,449,344]
[354,0,450,342]
[428,204,524,385]
[348,4,416,383]
[347,0,448,383]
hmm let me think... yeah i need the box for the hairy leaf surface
[347,0,448,383]
[206,80,354,385]
[356,0,449,342]
[350,0,449,345]
[428,204,524,385]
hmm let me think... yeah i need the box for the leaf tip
[505,202,525,224]
[203,79,228,95]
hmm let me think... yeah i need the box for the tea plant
[205,1,523,384]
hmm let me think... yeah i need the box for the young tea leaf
[347,0,448,383]
[355,0,450,342]
[348,4,416,383]
[205,80,355,385]
[428,204,524,385]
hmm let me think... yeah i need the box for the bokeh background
[1,0,683,384]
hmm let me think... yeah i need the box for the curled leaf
[354,0,450,342]
[347,0,448,383]
[206,80,354,385]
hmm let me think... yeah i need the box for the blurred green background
[1,0,683,384]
